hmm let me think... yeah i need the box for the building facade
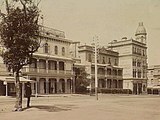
[108,22,148,94]
[76,45,123,90]
[0,26,75,96]
[147,65,160,94]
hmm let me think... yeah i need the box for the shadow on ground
[22,104,76,112]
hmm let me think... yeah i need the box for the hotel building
[108,22,148,94]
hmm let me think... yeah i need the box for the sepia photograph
[0,0,160,120]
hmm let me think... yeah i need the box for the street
[0,94,160,120]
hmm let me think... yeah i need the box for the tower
[135,22,147,44]
[108,22,148,94]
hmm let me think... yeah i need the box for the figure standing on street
[25,82,32,108]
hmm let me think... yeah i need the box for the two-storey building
[21,26,75,95]
[147,65,160,94]
[76,44,123,90]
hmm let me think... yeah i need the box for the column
[137,83,139,95]
[37,59,40,73]
[117,80,119,89]
[64,62,66,74]
[111,79,113,89]
[105,79,107,88]
[4,82,8,96]
[22,83,25,98]
[35,77,39,97]
[46,60,48,73]
[46,78,49,94]
[65,79,68,94]
[57,78,60,93]
[72,77,76,93]
[57,61,59,73]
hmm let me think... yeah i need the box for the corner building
[109,22,148,94]
[22,26,75,95]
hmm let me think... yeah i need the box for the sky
[1,0,160,66]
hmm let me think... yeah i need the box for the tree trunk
[14,71,22,111]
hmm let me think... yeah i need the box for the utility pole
[93,36,99,100]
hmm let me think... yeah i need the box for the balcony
[39,68,47,73]
[48,69,57,74]
[22,67,73,76]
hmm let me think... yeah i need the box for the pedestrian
[25,82,32,108]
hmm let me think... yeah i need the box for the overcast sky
[1,0,160,66]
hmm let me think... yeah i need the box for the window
[143,70,145,78]
[108,58,111,64]
[88,53,92,62]
[137,60,141,67]
[102,57,105,64]
[142,50,145,56]
[138,70,141,78]
[107,68,111,75]
[118,70,122,76]
[44,43,49,53]
[132,46,136,54]
[62,47,65,56]
[55,46,58,55]
[133,69,136,78]
[133,59,136,66]
[114,59,117,66]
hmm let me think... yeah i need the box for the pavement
[0,94,160,120]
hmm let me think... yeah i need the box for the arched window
[44,43,49,53]
[62,47,65,56]
[55,46,58,55]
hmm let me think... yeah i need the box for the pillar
[35,77,39,97]
[137,83,139,95]
[111,79,113,88]
[46,60,48,73]
[57,61,59,73]
[5,82,8,96]
[22,83,25,98]
[117,80,119,89]
[105,79,107,88]
[65,79,68,94]
[46,78,49,94]
[37,59,40,73]
[57,78,60,93]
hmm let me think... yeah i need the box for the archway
[49,78,57,94]
[67,79,72,93]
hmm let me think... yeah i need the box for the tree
[75,67,89,93]
[0,0,41,111]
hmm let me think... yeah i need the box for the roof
[135,22,147,36]
[33,53,73,61]
[0,76,34,83]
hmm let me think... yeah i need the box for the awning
[0,76,34,83]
